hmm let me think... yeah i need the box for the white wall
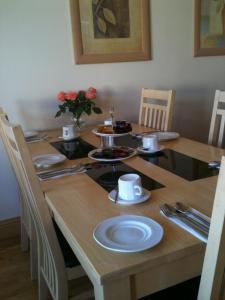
[0,0,225,220]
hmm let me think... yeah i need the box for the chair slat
[208,90,225,147]
[139,88,175,131]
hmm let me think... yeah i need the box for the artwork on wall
[69,0,151,64]
[194,0,225,56]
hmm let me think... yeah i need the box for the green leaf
[97,16,107,34]
[55,111,62,118]
[103,8,116,25]
[92,106,102,114]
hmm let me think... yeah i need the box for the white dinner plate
[32,154,66,168]
[92,128,131,137]
[93,215,163,252]
[137,145,165,154]
[153,132,180,141]
[108,188,150,205]
[88,147,136,162]
[24,130,39,138]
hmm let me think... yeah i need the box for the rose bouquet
[55,87,102,127]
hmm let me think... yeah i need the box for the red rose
[66,91,77,101]
[85,91,96,100]
[88,87,97,94]
[57,91,66,102]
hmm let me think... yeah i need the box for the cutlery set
[26,134,48,143]
[37,162,99,181]
[208,160,220,169]
[160,202,210,238]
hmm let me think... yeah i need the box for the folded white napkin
[161,208,210,243]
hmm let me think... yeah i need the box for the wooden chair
[208,90,225,148]
[0,108,38,279]
[197,156,225,300]
[0,116,93,300]
[139,88,175,131]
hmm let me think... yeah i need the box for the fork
[160,203,208,237]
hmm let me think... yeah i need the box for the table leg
[94,277,133,300]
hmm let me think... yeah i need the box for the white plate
[93,215,163,252]
[137,145,165,154]
[92,128,131,137]
[24,130,39,138]
[32,154,66,168]
[108,188,150,205]
[154,132,180,141]
[88,147,136,162]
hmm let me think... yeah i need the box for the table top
[28,124,225,287]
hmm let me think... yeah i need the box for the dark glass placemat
[115,135,218,181]
[140,149,219,181]
[86,161,164,192]
[51,138,95,160]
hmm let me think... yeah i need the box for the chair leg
[39,270,51,300]
[20,222,29,252]
[30,236,38,280]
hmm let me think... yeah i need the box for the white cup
[62,125,76,140]
[104,119,113,125]
[118,174,143,201]
[142,135,158,150]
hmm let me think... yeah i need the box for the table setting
[30,119,223,300]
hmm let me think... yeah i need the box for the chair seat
[53,219,80,268]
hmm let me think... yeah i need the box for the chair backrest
[208,90,225,148]
[139,88,175,131]
[0,115,69,300]
[197,156,225,300]
[0,108,32,239]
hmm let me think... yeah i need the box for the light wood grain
[198,156,225,300]
[0,118,93,300]
[0,108,38,279]
[138,89,175,131]
[26,124,223,299]
[208,90,225,147]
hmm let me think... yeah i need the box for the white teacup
[142,135,158,150]
[62,125,76,140]
[118,174,143,201]
[104,119,113,125]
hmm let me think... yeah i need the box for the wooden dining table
[28,124,225,300]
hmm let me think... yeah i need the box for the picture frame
[69,0,151,64]
[194,0,225,57]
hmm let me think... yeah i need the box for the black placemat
[51,138,95,160]
[140,149,219,181]
[86,161,164,192]
[115,135,218,181]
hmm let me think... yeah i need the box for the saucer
[137,145,165,154]
[108,188,150,205]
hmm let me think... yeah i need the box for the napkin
[161,207,210,243]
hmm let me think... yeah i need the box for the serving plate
[24,130,39,138]
[88,146,136,162]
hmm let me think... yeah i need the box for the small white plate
[92,128,131,137]
[137,145,165,154]
[32,154,66,168]
[108,188,150,205]
[154,132,180,141]
[24,130,39,138]
[93,215,163,252]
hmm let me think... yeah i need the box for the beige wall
[0,0,225,219]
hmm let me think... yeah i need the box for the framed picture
[194,0,225,56]
[69,0,151,64]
